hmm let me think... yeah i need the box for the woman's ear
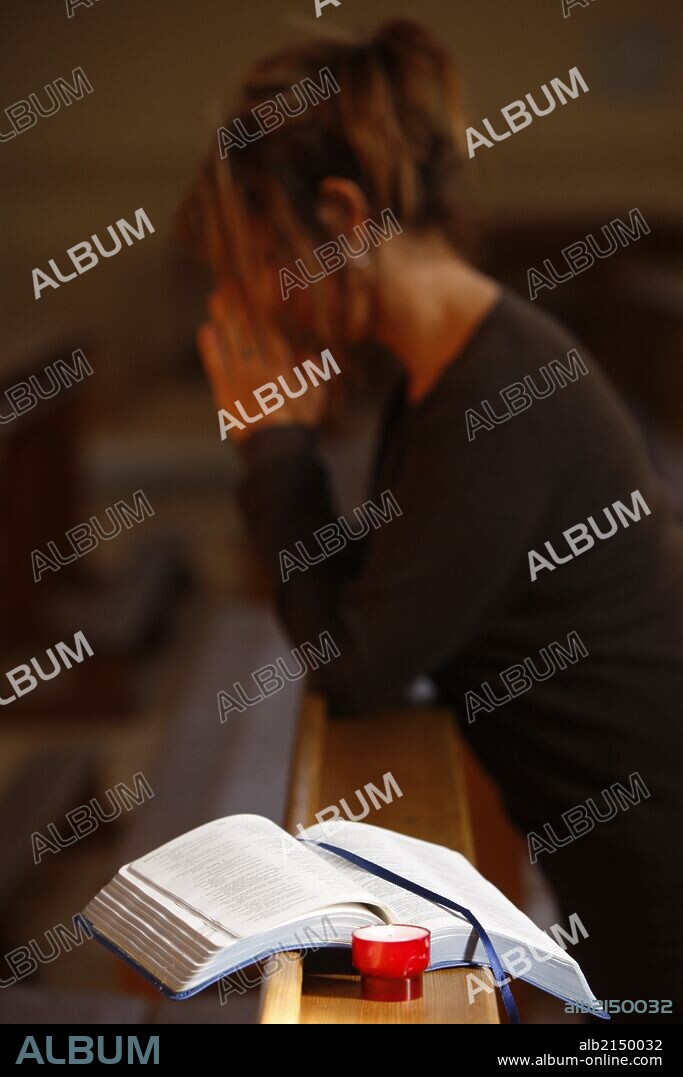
[316,177,371,237]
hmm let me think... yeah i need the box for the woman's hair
[180,19,469,345]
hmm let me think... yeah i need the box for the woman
[183,20,683,1019]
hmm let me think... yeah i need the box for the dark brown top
[239,288,683,830]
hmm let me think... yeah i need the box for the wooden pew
[260,695,500,1025]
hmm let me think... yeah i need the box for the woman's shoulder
[453,286,595,390]
[410,287,594,435]
[413,287,649,485]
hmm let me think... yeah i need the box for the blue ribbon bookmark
[298,838,521,1024]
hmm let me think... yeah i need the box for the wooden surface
[298,951,498,1025]
[260,697,500,1025]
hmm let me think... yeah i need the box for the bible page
[127,814,394,937]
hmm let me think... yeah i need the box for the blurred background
[0,0,681,1024]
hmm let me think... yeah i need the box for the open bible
[81,814,603,1013]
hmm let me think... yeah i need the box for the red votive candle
[351,925,431,1002]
